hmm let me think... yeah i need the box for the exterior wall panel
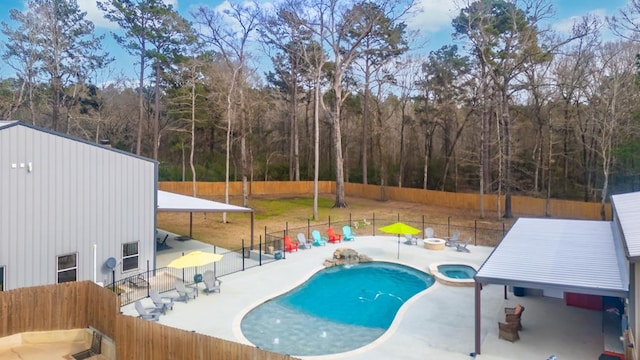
[0,123,156,290]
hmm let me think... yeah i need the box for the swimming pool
[240,262,434,356]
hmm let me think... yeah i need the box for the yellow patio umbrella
[167,251,223,269]
[378,222,421,236]
[378,222,421,259]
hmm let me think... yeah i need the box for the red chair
[327,227,342,243]
[284,235,299,252]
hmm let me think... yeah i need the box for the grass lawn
[157,194,511,250]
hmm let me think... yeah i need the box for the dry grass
[157,194,514,250]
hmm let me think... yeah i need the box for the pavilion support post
[475,281,482,355]
[189,212,193,238]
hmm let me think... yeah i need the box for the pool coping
[428,261,477,287]
[232,259,441,359]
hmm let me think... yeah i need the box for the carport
[156,190,254,246]
[473,218,628,355]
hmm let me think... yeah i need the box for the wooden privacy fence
[160,181,611,221]
[0,281,117,340]
[0,281,298,360]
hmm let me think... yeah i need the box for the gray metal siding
[0,124,156,290]
[612,192,640,260]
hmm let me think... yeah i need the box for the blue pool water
[437,264,476,279]
[240,262,434,356]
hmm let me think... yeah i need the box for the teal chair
[342,225,355,241]
[312,230,327,246]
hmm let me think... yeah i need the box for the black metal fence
[264,213,509,249]
[108,213,507,307]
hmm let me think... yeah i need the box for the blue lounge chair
[312,230,327,246]
[342,225,355,241]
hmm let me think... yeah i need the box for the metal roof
[475,218,627,297]
[612,192,640,260]
[157,190,252,213]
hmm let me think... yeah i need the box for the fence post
[373,212,376,236]
[349,213,352,228]
[259,238,262,266]
[282,230,286,260]
[329,215,331,228]
[422,215,425,233]
[503,222,506,236]
[146,260,150,297]
[307,219,310,240]
[242,239,245,271]
[474,220,477,246]
[447,216,451,237]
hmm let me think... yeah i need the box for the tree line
[2,0,640,219]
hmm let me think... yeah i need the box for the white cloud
[552,8,607,35]
[406,0,457,34]
[77,0,179,29]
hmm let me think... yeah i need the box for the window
[57,254,77,283]
[122,242,139,272]
[0,266,4,291]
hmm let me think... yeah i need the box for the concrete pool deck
[123,234,606,360]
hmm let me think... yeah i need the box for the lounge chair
[135,300,161,321]
[312,230,327,246]
[150,289,174,311]
[71,330,102,360]
[505,304,524,330]
[342,226,355,241]
[498,321,519,342]
[174,280,196,302]
[424,227,435,238]
[456,237,471,252]
[327,227,342,243]
[404,233,418,245]
[296,233,312,249]
[284,234,299,252]
[202,270,222,294]
[445,231,460,247]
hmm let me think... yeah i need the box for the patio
[124,232,607,360]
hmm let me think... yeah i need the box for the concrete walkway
[124,233,607,360]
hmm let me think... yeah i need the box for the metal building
[0,121,157,290]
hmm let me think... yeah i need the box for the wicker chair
[505,304,525,330]
[498,321,520,342]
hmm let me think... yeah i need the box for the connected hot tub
[428,262,476,287]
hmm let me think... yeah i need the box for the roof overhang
[475,218,628,298]
[157,190,253,213]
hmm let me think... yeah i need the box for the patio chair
[445,231,460,247]
[71,330,102,360]
[505,304,524,330]
[424,227,435,238]
[150,289,174,311]
[135,300,161,321]
[296,232,313,249]
[498,321,520,342]
[202,270,222,294]
[456,237,471,252]
[284,234,299,252]
[156,233,169,250]
[404,233,418,245]
[327,227,342,243]
[342,226,355,241]
[312,230,327,246]
[174,280,197,302]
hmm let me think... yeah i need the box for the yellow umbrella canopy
[378,222,421,235]
[167,251,223,269]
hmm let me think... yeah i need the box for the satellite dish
[105,257,117,269]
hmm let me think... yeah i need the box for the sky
[0,0,632,82]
